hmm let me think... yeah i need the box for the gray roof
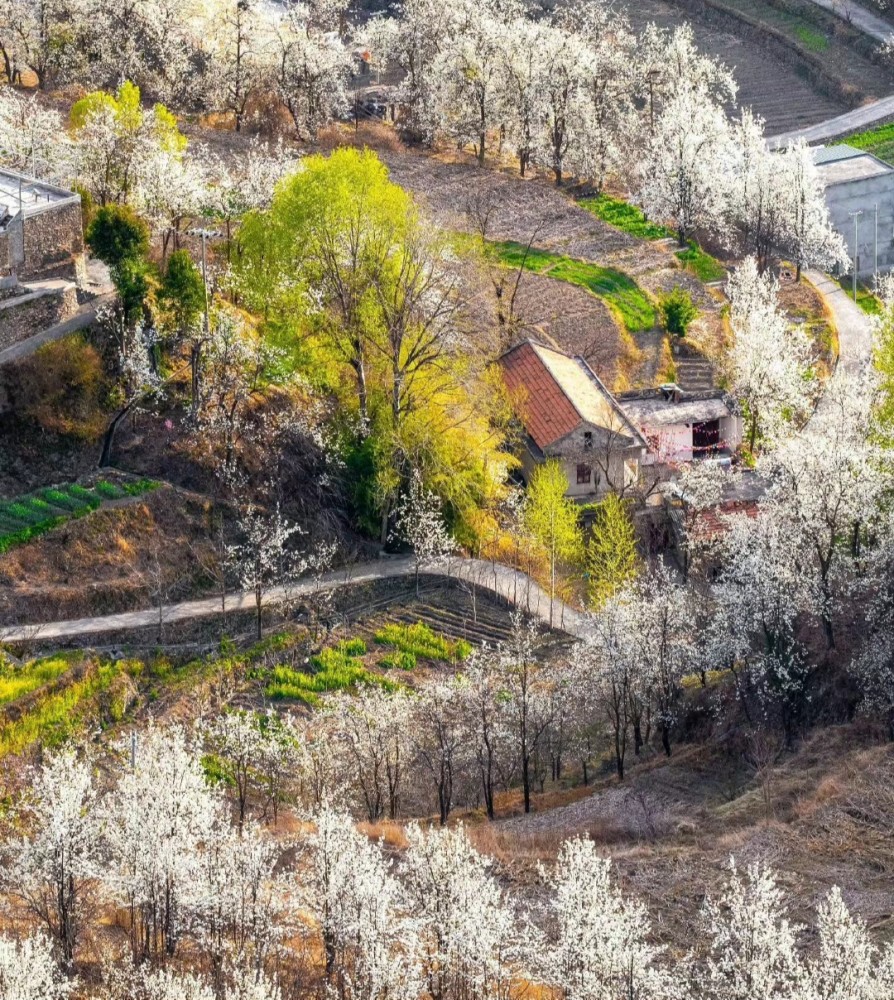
[0,168,80,221]
[617,389,737,429]
[810,145,894,185]
[811,144,863,166]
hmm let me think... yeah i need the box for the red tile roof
[499,342,583,449]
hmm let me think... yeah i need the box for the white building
[811,144,894,278]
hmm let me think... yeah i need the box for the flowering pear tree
[539,837,670,1000]
[101,724,223,962]
[5,749,99,967]
[726,257,813,451]
[391,469,455,595]
[0,934,71,1000]
[703,860,804,1000]
[402,823,518,1000]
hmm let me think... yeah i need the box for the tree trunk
[98,401,135,468]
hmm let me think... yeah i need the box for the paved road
[805,0,893,41]
[0,556,589,644]
[810,0,894,43]
[770,0,894,146]
[805,270,875,379]
[769,93,894,147]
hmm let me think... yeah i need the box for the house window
[583,431,593,450]
[576,463,592,485]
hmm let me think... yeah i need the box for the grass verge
[489,241,655,332]
[579,194,670,240]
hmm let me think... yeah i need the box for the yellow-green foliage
[235,148,517,545]
[374,622,472,662]
[585,494,640,608]
[0,661,122,759]
[524,461,583,579]
[0,656,71,706]
[264,641,396,705]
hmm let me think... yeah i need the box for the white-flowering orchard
[3,723,894,1000]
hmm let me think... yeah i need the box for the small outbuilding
[617,386,743,467]
[0,167,84,286]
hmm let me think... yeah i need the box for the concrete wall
[824,175,894,277]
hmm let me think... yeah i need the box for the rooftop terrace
[0,167,80,221]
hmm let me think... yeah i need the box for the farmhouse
[0,167,84,286]
[617,386,743,468]
[498,340,647,499]
[811,144,894,278]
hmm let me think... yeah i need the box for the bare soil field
[0,486,219,627]
[621,0,847,134]
[382,149,726,378]
[468,724,894,952]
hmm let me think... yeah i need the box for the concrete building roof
[617,389,736,428]
[499,340,645,450]
[0,167,80,222]
[810,144,894,186]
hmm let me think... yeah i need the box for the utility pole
[849,210,864,302]
[188,227,220,336]
[186,227,221,417]
[875,203,879,284]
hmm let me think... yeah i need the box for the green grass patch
[836,124,894,166]
[793,24,828,52]
[374,622,472,662]
[579,194,671,240]
[489,241,655,332]
[676,243,727,284]
[0,479,159,554]
[264,640,394,704]
[836,276,882,316]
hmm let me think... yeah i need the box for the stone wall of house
[0,284,78,353]
[20,200,85,283]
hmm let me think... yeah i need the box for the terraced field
[621,0,847,134]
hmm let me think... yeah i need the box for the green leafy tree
[158,250,207,412]
[586,494,640,609]
[236,147,512,544]
[524,460,582,626]
[86,204,153,324]
[86,204,150,269]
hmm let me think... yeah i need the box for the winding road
[0,556,588,645]
[769,0,894,146]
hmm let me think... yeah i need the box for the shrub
[339,638,367,657]
[660,287,698,337]
[85,203,150,269]
[10,336,108,440]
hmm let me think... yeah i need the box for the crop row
[0,479,160,554]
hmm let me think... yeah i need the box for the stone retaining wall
[0,284,78,353]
